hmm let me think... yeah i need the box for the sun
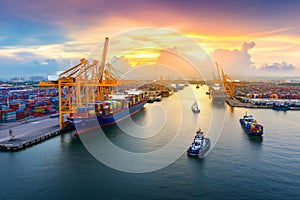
[122,49,161,67]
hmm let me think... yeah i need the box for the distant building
[11,77,29,82]
[9,76,46,82]
[29,76,46,82]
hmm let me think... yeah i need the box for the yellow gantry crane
[39,37,131,129]
[215,62,235,99]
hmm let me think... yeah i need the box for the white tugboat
[187,128,210,158]
[191,102,200,113]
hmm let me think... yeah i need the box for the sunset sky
[1,0,300,78]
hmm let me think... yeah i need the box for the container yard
[225,81,300,110]
[0,86,58,123]
[234,81,300,100]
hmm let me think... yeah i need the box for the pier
[226,98,300,110]
[226,98,271,109]
[0,116,73,151]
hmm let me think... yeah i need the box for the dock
[226,98,300,110]
[0,116,73,151]
[226,98,271,109]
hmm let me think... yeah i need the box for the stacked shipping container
[0,86,58,122]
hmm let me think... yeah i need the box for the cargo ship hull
[209,83,226,103]
[69,100,147,134]
[211,94,226,103]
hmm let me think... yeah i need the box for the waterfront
[0,86,299,200]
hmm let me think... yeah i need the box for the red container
[32,112,43,117]
[9,104,19,110]
[1,109,13,113]
[44,106,53,110]
[16,114,25,120]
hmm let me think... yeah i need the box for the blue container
[49,109,56,113]
[5,111,16,116]
[19,104,26,109]
[15,109,24,113]
[1,105,8,110]
[36,101,45,106]
[77,107,87,113]
[5,119,16,123]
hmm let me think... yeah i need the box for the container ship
[67,89,148,134]
[209,83,226,102]
[239,113,263,136]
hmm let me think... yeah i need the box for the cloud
[260,61,295,71]
[209,42,256,75]
[0,56,73,78]
[241,42,256,52]
[210,41,298,76]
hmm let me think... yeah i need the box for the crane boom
[98,37,109,80]
[59,58,86,77]
[215,62,222,81]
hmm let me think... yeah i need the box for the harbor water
[0,86,299,200]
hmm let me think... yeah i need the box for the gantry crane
[215,62,235,99]
[38,37,133,129]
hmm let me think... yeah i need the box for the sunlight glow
[122,50,161,67]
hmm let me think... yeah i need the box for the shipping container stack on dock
[0,85,59,123]
[232,81,300,109]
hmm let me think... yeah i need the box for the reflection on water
[248,135,263,144]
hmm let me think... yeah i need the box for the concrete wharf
[0,116,73,151]
[226,98,271,108]
[226,98,300,110]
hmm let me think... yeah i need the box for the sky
[1,0,300,79]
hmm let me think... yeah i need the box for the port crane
[214,62,250,99]
[212,62,236,99]
[38,37,133,129]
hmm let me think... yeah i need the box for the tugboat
[191,102,200,113]
[239,113,264,136]
[187,129,210,157]
[147,94,162,103]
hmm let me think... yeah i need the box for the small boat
[187,129,210,157]
[196,84,200,89]
[272,102,289,111]
[147,96,156,103]
[161,90,172,97]
[191,102,200,113]
[153,95,162,102]
[239,113,263,136]
[147,95,162,103]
